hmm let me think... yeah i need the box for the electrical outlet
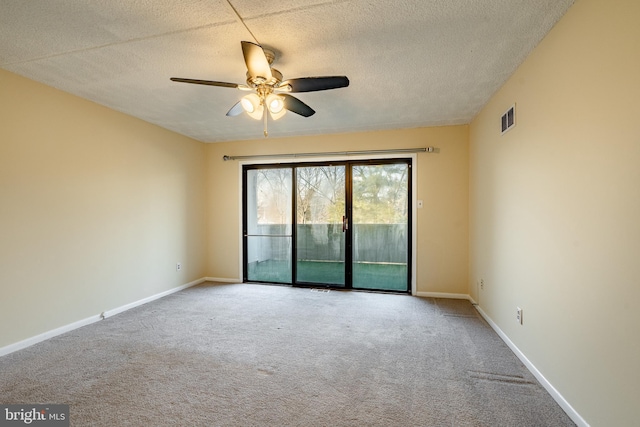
[176,262,182,271]
[480,279,484,290]
[516,307,523,325]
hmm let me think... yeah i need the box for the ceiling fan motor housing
[262,48,276,65]
[246,68,282,88]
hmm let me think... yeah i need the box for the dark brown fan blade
[170,78,238,88]
[281,94,315,117]
[226,101,244,117]
[241,41,272,81]
[285,76,349,93]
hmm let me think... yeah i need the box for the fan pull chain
[263,108,268,137]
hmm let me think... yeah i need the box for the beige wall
[469,0,640,425]
[205,126,469,295]
[0,69,208,348]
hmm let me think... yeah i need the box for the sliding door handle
[342,215,348,232]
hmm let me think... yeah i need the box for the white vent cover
[501,104,516,134]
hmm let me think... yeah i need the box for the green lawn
[248,260,408,292]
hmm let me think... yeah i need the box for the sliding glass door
[351,163,409,291]
[243,159,411,292]
[296,165,346,286]
[245,168,293,283]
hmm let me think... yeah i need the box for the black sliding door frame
[242,158,413,293]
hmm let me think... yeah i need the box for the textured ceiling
[0,0,574,143]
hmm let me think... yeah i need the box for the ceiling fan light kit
[171,41,349,137]
[265,94,286,119]
[240,93,262,119]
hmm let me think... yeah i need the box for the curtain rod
[222,147,436,161]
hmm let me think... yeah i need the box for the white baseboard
[203,277,242,283]
[473,305,589,427]
[0,313,103,358]
[102,277,206,318]
[416,291,471,300]
[0,277,206,358]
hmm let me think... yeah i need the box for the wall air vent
[501,104,516,134]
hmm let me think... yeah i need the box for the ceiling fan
[171,41,349,136]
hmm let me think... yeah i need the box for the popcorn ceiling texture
[0,0,574,142]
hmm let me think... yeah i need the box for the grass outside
[248,260,408,292]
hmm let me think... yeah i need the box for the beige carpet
[0,282,574,426]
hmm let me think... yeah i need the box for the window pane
[246,169,292,236]
[296,166,346,286]
[352,163,409,291]
[246,236,292,283]
[246,168,292,283]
